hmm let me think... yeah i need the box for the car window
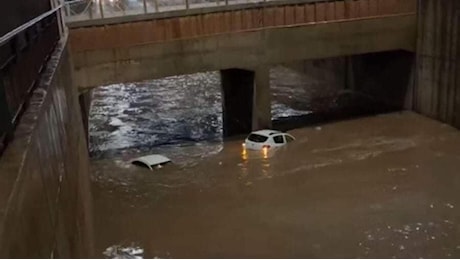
[285,135,294,143]
[132,161,152,170]
[248,134,268,143]
[273,135,285,144]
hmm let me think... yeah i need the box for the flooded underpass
[88,62,460,258]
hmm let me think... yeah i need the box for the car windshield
[132,161,151,170]
[248,134,268,143]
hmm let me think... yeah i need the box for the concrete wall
[0,38,93,258]
[68,0,416,90]
[70,14,416,90]
[414,0,460,127]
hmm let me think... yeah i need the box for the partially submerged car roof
[131,154,171,170]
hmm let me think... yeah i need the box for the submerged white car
[131,154,171,170]
[243,129,295,151]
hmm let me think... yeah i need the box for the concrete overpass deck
[68,0,417,89]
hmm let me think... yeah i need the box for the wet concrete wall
[0,38,93,258]
[414,0,460,127]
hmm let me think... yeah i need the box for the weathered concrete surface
[0,37,94,258]
[69,0,416,51]
[70,14,416,90]
[414,0,460,128]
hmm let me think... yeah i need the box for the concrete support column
[415,0,460,127]
[221,69,254,137]
[252,66,272,130]
[78,90,92,146]
[220,68,271,137]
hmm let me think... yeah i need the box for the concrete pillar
[78,90,92,146]
[252,66,272,130]
[221,68,272,137]
[221,69,254,137]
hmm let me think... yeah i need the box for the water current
[88,64,460,258]
[89,65,327,161]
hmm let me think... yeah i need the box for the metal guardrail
[67,0,363,28]
[65,0,407,26]
[0,5,63,47]
[0,2,63,155]
[65,0,282,22]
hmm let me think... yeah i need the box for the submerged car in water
[131,154,171,170]
[243,130,295,151]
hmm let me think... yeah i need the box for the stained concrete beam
[71,14,416,90]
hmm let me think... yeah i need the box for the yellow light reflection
[262,147,268,159]
[241,148,248,160]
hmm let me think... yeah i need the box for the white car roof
[250,129,282,137]
[131,154,171,167]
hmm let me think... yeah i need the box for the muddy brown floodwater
[91,111,460,258]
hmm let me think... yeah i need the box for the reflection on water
[89,72,223,158]
[89,67,315,159]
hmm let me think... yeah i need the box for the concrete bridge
[1,0,460,257]
[68,0,417,135]
[69,0,416,89]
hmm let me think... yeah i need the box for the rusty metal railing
[65,0,285,22]
[0,2,64,155]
